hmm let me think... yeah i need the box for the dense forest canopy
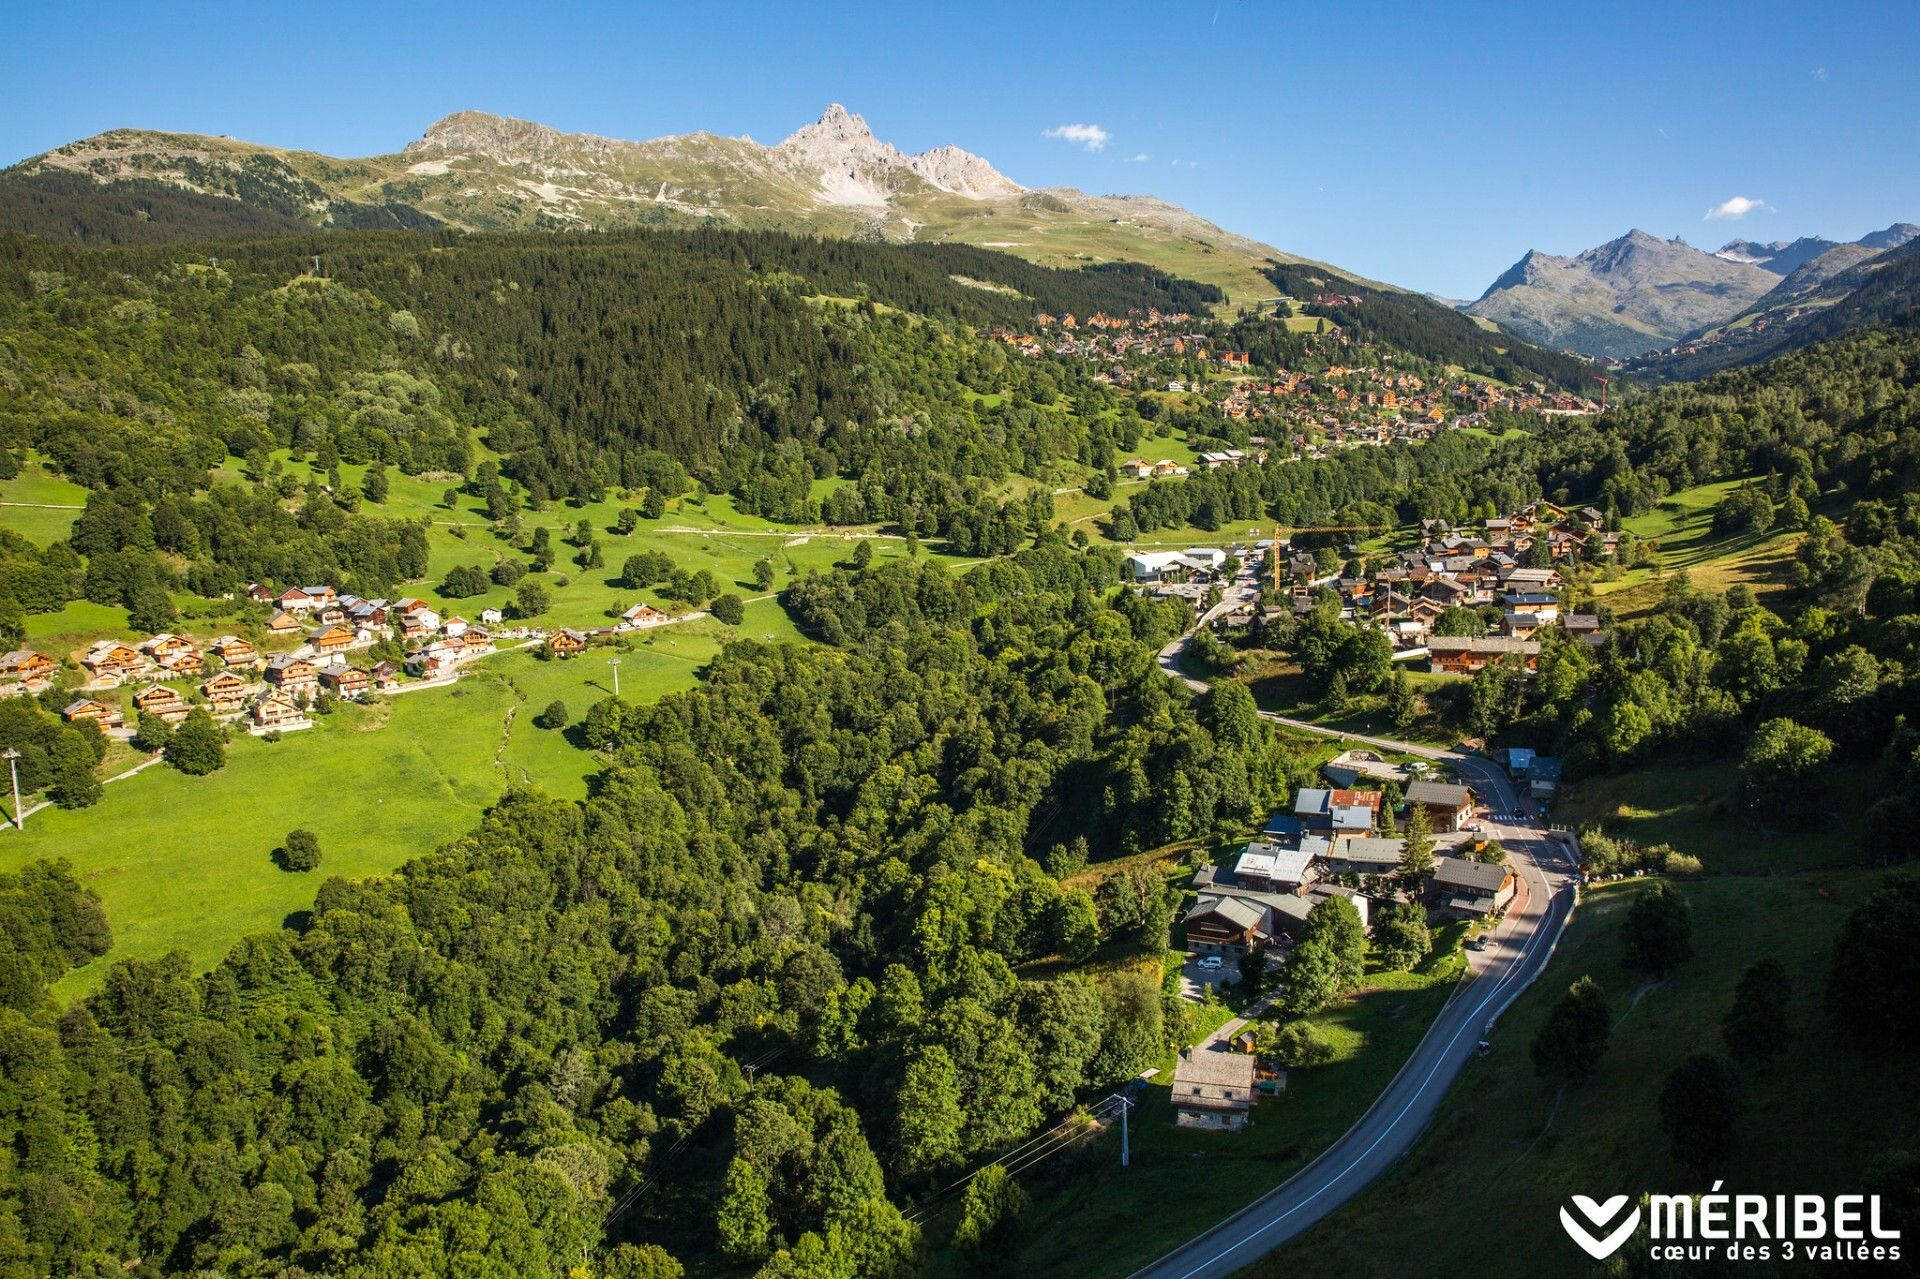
[1262,262,1595,391]
[0,228,1220,602]
[4,200,1920,1275]
[0,529,1312,1278]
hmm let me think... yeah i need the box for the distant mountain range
[1467,223,1919,359]
[1632,235,1920,380]
[0,104,1318,305]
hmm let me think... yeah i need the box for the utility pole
[1114,1094,1134,1168]
[3,748,19,830]
[610,657,621,698]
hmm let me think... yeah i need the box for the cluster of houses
[984,308,1203,366]
[31,578,522,742]
[250,583,498,684]
[1208,500,1613,667]
[1182,777,1513,960]
[1167,769,1527,1130]
[54,624,403,737]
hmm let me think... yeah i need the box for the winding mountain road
[1134,574,1579,1279]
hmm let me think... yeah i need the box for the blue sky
[5,0,1916,296]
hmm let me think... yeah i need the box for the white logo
[1561,1194,1641,1260]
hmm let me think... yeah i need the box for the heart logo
[1560,1194,1641,1260]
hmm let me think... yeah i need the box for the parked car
[1197,955,1225,971]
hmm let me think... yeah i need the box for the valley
[2,41,1919,1279]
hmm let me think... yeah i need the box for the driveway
[1179,952,1242,1001]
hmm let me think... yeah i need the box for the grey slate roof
[1406,780,1472,808]
[1431,855,1510,893]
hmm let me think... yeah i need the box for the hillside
[0,105,1319,307]
[1264,261,1594,389]
[1633,235,1920,379]
[1464,229,1778,359]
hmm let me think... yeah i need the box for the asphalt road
[1135,586,1578,1279]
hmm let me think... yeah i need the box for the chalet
[140,634,198,665]
[548,628,589,658]
[318,664,370,699]
[342,596,390,629]
[406,645,461,681]
[81,641,146,684]
[619,603,668,628]
[1317,836,1406,878]
[1564,614,1605,647]
[397,605,441,639]
[1171,1048,1258,1131]
[308,624,355,655]
[265,612,302,636]
[251,689,306,730]
[246,583,278,605]
[131,683,189,723]
[1405,780,1475,833]
[1125,548,1226,584]
[443,616,469,639]
[1429,856,1517,918]
[1501,590,1560,618]
[62,697,122,728]
[0,649,55,687]
[201,671,250,715]
[1183,894,1269,954]
[155,650,203,678]
[1526,756,1564,802]
[1293,787,1376,836]
[1427,636,1540,677]
[1233,842,1315,893]
[370,661,402,692]
[480,607,505,626]
[459,628,495,658]
[1502,613,1544,641]
[209,635,258,666]
[1501,566,1561,592]
[277,585,337,613]
[264,654,318,694]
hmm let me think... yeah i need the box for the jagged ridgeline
[0,227,1217,531]
[1263,262,1592,391]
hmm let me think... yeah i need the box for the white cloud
[1043,122,1110,152]
[1126,152,1150,163]
[1704,195,1768,221]
[1813,65,1828,80]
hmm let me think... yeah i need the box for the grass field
[1254,868,1920,1278]
[0,678,521,997]
[485,622,738,800]
[1590,479,1803,618]
[945,940,1469,1278]
[1551,758,1862,875]
[0,457,87,546]
[1243,657,1463,749]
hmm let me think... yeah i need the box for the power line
[904,1095,1129,1224]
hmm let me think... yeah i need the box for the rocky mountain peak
[908,144,1023,200]
[777,104,899,162]
[405,111,617,169]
